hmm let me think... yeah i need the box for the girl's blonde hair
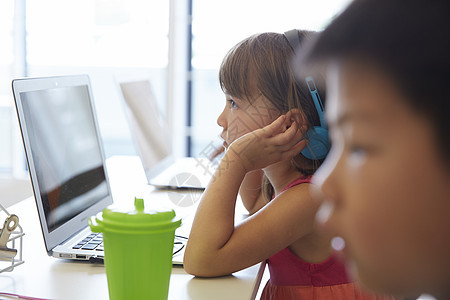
[219,31,327,201]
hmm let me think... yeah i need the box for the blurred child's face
[217,93,279,147]
[313,61,450,297]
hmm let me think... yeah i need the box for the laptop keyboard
[72,233,186,255]
[72,232,104,251]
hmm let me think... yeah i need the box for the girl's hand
[227,114,307,173]
[209,144,225,160]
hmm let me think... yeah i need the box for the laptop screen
[19,84,109,233]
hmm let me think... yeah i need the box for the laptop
[117,78,215,190]
[11,75,185,265]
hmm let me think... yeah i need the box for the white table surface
[0,156,264,300]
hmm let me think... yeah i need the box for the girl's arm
[184,115,309,277]
[208,143,265,215]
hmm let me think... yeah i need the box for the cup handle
[88,217,102,233]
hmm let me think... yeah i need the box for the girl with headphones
[184,31,391,299]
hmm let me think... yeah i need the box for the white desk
[0,156,264,300]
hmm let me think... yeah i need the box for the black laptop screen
[20,85,109,233]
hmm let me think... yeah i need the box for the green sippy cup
[89,197,181,300]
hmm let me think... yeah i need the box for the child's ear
[287,108,307,130]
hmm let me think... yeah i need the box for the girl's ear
[286,108,308,132]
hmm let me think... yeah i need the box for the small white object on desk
[0,203,24,273]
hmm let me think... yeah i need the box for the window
[25,0,170,158]
[0,0,18,173]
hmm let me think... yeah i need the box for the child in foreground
[184,31,392,299]
[299,0,450,299]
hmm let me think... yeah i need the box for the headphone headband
[283,29,330,160]
[284,30,327,129]
[305,76,327,128]
[284,29,302,55]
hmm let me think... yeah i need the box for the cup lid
[91,197,181,233]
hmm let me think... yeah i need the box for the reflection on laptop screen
[20,85,109,232]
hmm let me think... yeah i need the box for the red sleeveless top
[261,177,393,300]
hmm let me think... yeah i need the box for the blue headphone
[284,29,330,160]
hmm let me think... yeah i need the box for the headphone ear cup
[301,126,330,160]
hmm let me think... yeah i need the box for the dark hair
[300,0,450,162]
[219,31,327,200]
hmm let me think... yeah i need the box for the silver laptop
[117,78,215,190]
[12,75,185,265]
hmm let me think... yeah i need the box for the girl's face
[217,93,279,147]
[313,62,450,297]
